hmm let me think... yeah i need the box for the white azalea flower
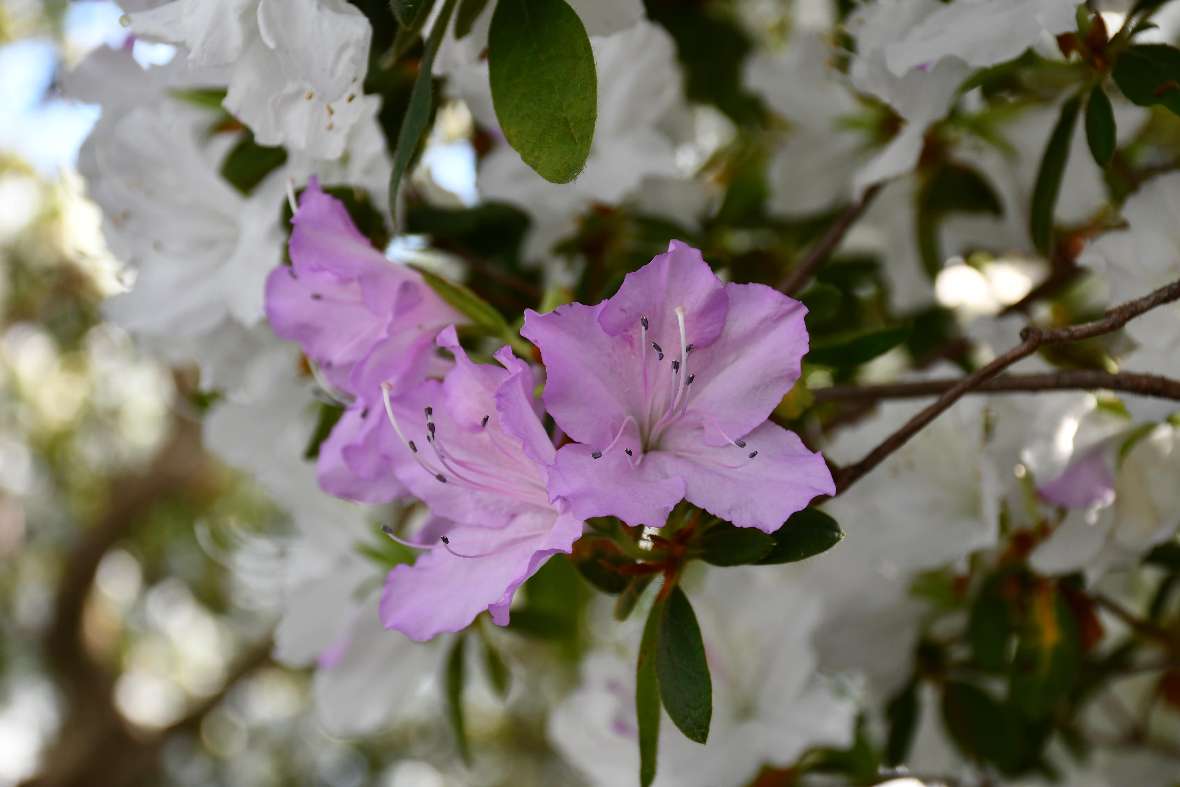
[549,567,856,787]
[127,0,372,159]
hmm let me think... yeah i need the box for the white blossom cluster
[67,0,1180,784]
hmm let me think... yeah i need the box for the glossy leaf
[488,0,597,183]
[1085,85,1116,167]
[444,634,471,764]
[757,508,844,565]
[615,574,655,621]
[656,587,712,744]
[1112,44,1180,116]
[388,0,457,221]
[636,594,664,787]
[696,523,774,566]
[410,265,512,337]
[1030,95,1081,255]
[885,679,920,766]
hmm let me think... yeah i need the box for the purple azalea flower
[1039,443,1117,510]
[265,178,460,503]
[378,327,583,641]
[521,241,834,532]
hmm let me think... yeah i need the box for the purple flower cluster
[267,185,834,642]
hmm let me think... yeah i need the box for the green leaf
[656,587,712,744]
[479,633,512,698]
[808,325,910,367]
[302,402,345,460]
[1008,585,1081,718]
[219,135,288,195]
[389,0,438,62]
[615,574,655,621]
[410,265,512,337]
[967,575,1014,671]
[636,593,664,787]
[885,679,920,766]
[757,508,844,565]
[799,283,842,324]
[1112,44,1180,116]
[389,0,457,220]
[170,87,228,109]
[488,0,597,183]
[1145,540,1180,569]
[444,634,471,764]
[391,0,428,25]
[941,681,1028,773]
[695,523,774,566]
[1030,95,1081,255]
[573,538,632,594]
[454,0,490,38]
[1085,85,1116,167]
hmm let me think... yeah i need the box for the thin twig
[813,370,1180,404]
[778,184,882,295]
[834,277,1180,494]
[1093,594,1174,647]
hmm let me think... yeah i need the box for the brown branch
[834,277,1180,494]
[778,184,882,295]
[813,370,1180,404]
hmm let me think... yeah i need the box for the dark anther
[310,293,323,300]
[652,342,663,354]
[441,536,450,544]
[435,473,447,483]
[480,415,490,427]
[748,451,758,459]
[735,440,747,448]
[424,406,433,417]
[625,448,633,456]
[360,407,369,419]
[591,451,602,459]
[427,422,436,436]
[686,374,695,385]
[641,316,649,330]
[685,344,694,353]
[408,440,417,453]
[671,360,680,373]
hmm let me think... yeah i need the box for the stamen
[310,293,323,300]
[671,360,680,373]
[685,344,694,353]
[625,448,633,456]
[735,440,746,448]
[652,341,664,361]
[408,440,417,453]
[481,415,489,428]
[361,407,370,419]
[435,473,447,483]
[381,383,448,481]
[641,316,649,330]
[686,374,695,386]
[592,451,602,459]
[285,177,298,216]
[748,451,758,459]
[381,525,436,550]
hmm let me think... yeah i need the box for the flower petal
[597,240,729,350]
[522,302,641,446]
[316,403,406,504]
[649,420,834,532]
[548,426,685,527]
[379,512,582,641]
[683,282,809,446]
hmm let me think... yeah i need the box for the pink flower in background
[264,178,460,502]
[522,241,833,532]
[379,328,583,641]
[1039,443,1117,510]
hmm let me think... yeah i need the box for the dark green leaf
[1008,586,1081,718]
[302,402,345,460]
[800,283,842,324]
[968,575,1014,671]
[1085,85,1116,167]
[388,0,457,220]
[219,135,288,195]
[573,538,632,594]
[444,634,471,764]
[389,0,437,62]
[808,325,910,367]
[636,593,664,787]
[1145,540,1180,569]
[656,587,712,744]
[410,265,512,336]
[454,0,490,38]
[695,523,774,566]
[941,681,1027,773]
[488,0,597,183]
[1030,95,1081,255]
[1112,44,1180,116]
[390,0,428,25]
[885,680,920,765]
[758,508,843,565]
[479,634,512,698]
[615,574,655,621]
